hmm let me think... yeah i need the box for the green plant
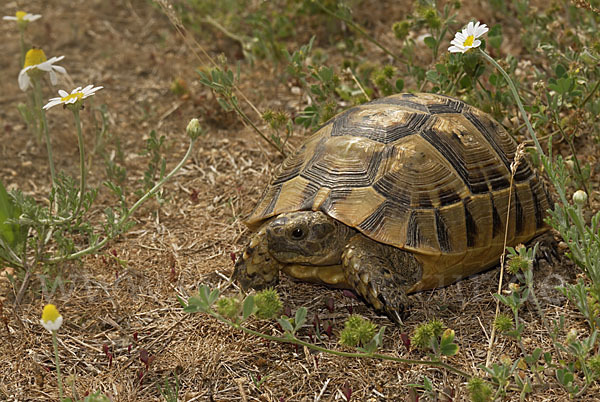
[136,130,167,201]
[156,372,180,402]
[181,285,475,379]
[198,63,287,156]
[339,315,378,348]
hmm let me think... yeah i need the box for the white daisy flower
[43,85,104,110]
[40,304,63,333]
[448,21,489,53]
[18,48,67,91]
[3,11,42,23]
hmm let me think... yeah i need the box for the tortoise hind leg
[341,234,422,324]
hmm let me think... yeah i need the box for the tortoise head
[233,211,354,290]
[266,211,350,265]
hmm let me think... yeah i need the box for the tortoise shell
[246,93,551,291]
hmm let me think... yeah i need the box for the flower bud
[186,118,203,140]
[565,159,575,171]
[573,190,588,206]
[566,328,578,344]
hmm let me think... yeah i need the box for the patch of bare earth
[0,0,596,401]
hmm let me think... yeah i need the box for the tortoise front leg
[233,224,281,291]
[342,234,422,324]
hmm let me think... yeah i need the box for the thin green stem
[72,108,86,217]
[52,331,64,401]
[208,310,473,379]
[478,49,569,207]
[581,79,600,108]
[478,51,541,154]
[32,77,57,186]
[232,102,286,157]
[47,138,196,263]
[512,303,544,385]
[33,108,87,226]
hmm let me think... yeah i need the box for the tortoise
[233,93,551,323]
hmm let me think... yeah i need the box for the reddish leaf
[401,333,411,350]
[342,290,357,299]
[325,323,333,338]
[139,349,150,369]
[312,313,321,330]
[325,297,335,312]
[342,382,352,400]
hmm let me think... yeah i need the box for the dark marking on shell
[426,98,465,114]
[372,170,412,207]
[529,179,546,230]
[420,128,489,194]
[491,195,503,238]
[463,200,478,248]
[438,188,462,206]
[405,210,421,248]
[514,189,524,235]
[368,96,428,112]
[418,192,433,208]
[261,184,282,217]
[488,166,511,191]
[300,145,383,188]
[273,146,307,185]
[357,200,407,235]
[464,112,511,170]
[435,209,451,253]
[331,109,431,144]
[298,182,321,210]
[320,187,352,212]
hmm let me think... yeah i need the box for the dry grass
[0,0,597,401]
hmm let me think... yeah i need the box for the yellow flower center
[24,48,47,68]
[61,92,84,103]
[16,11,27,21]
[463,35,475,47]
[42,304,61,323]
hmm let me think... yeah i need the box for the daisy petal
[18,71,30,91]
[49,71,57,85]
[53,65,67,74]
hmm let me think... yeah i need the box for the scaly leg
[342,234,422,324]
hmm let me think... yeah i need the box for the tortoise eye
[291,227,304,239]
